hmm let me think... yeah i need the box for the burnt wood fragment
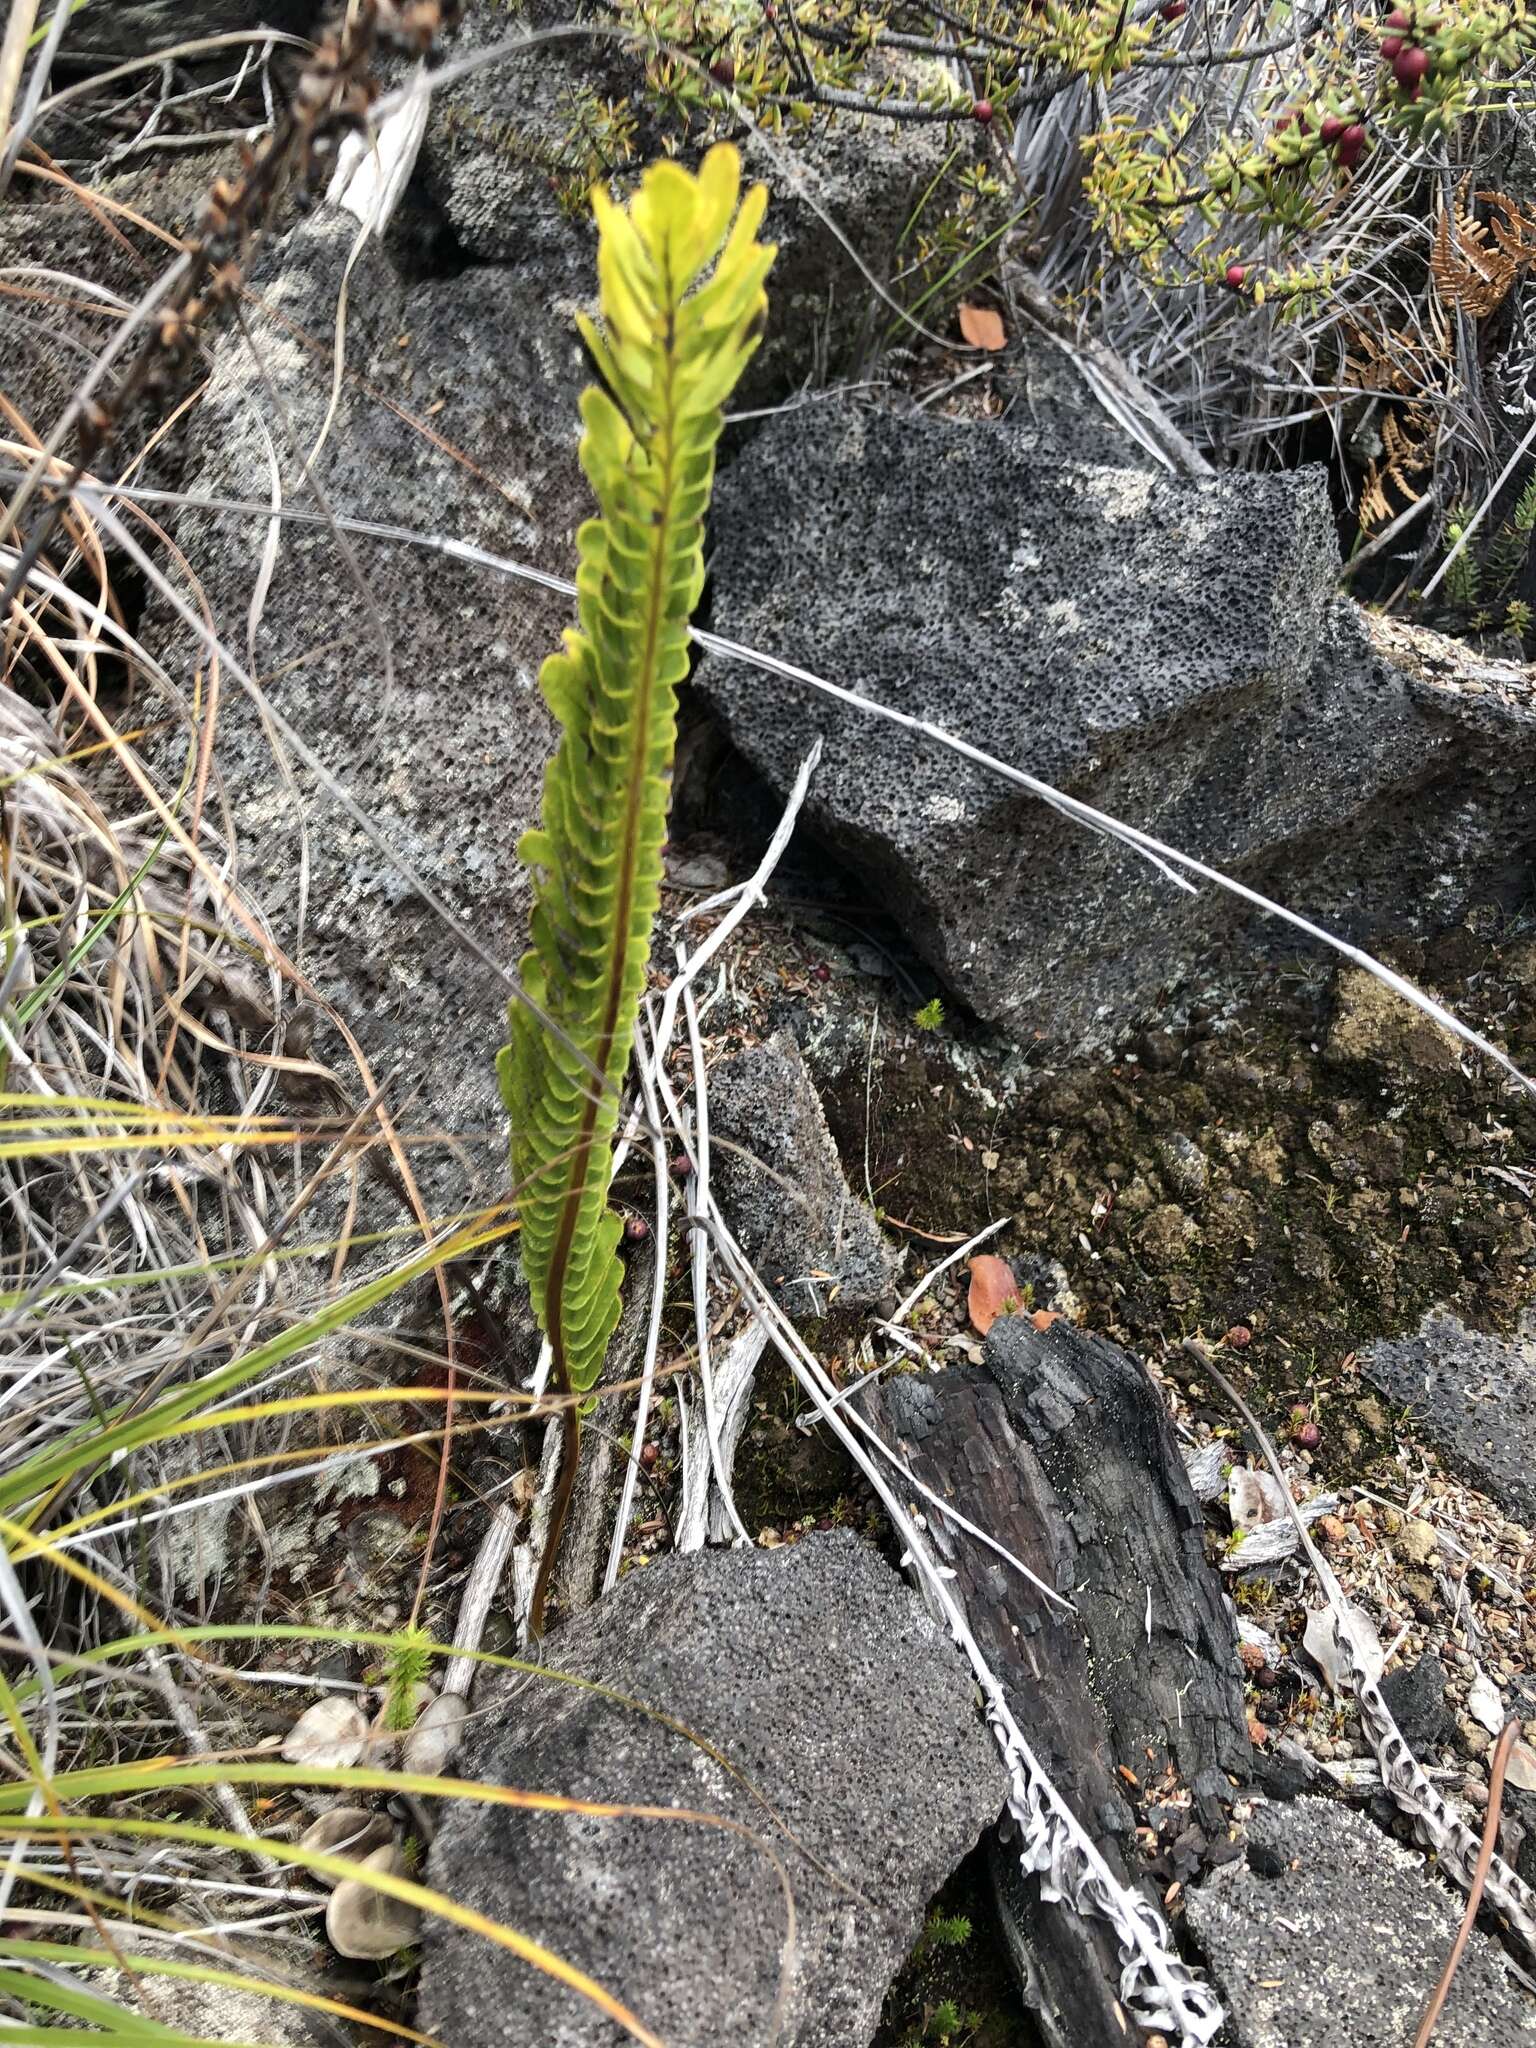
[864,1317,1249,2048]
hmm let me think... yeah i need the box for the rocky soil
[8,7,1536,2048]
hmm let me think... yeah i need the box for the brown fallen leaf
[958,301,1006,351]
[967,1253,1021,1335]
[1030,1308,1062,1331]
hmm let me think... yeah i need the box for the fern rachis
[498,146,774,1632]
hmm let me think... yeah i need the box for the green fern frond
[499,146,774,1396]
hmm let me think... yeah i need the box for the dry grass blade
[0,2,42,174]
[1412,1718,1523,2048]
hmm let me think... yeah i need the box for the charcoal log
[864,1316,1249,2048]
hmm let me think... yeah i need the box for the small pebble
[1392,1517,1439,1566]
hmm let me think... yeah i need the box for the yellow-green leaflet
[498,146,774,1392]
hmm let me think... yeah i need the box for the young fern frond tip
[499,145,774,1398]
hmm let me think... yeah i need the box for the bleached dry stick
[442,1503,518,1699]
[675,1320,770,1552]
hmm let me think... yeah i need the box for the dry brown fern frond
[1359,406,1437,533]
[1336,317,1439,403]
[1430,190,1536,322]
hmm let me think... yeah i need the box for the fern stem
[528,1402,580,1639]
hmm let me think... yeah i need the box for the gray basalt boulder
[1187,1796,1536,2045]
[0,152,231,462]
[1364,1308,1536,1525]
[419,1531,1007,2048]
[142,207,587,1210]
[708,1029,899,1315]
[697,401,1536,1047]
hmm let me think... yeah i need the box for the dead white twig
[675,1321,771,1552]
[442,1504,518,1699]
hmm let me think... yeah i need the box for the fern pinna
[499,145,774,1630]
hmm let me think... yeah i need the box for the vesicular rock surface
[707,1029,899,1315]
[145,208,588,1210]
[698,401,1536,1046]
[419,1531,1006,2048]
[1187,1796,1536,2046]
[1364,1307,1536,1525]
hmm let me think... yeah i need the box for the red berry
[1319,114,1347,143]
[1274,113,1291,133]
[810,961,830,982]
[971,98,993,124]
[1223,1324,1253,1348]
[1294,1420,1322,1451]
[1337,123,1367,166]
[640,1442,659,1469]
[1395,44,1430,83]
[1386,6,1411,24]
[1160,0,1187,17]
[709,55,735,84]
[624,1214,649,1242]
[1225,262,1247,289]
[1380,32,1403,56]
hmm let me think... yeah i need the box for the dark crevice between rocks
[871,1847,1043,2048]
[672,692,953,1017]
[378,169,476,287]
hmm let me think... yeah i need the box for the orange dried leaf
[967,1254,1020,1335]
[1030,1308,1062,1331]
[958,302,1006,351]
